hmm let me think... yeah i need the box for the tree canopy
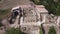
[31,0,60,16]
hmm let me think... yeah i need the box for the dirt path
[0,0,30,9]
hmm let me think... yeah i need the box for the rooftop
[36,5,48,13]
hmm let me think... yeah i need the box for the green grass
[0,8,11,19]
[39,27,43,34]
[5,28,26,34]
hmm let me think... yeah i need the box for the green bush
[5,28,26,34]
[48,26,57,34]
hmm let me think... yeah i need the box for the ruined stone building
[0,0,60,34]
[1,4,60,34]
[8,5,48,34]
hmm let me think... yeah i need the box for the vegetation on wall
[31,0,60,16]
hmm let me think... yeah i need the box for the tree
[48,26,57,34]
[5,28,26,34]
[31,0,60,16]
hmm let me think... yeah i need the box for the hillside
[0,0,30,9]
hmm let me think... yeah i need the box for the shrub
[48,26,57,34]
[5,28,26,34]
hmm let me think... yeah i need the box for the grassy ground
[0,8,11,19]
[5,28,26,34]
[39,27,43,34]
